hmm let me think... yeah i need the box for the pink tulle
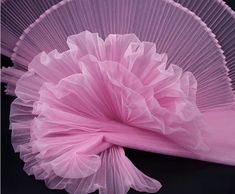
[1,0,235,193]
[9,31,211,193]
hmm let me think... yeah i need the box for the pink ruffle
[10,31,207,193]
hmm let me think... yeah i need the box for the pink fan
[1,0,235,194]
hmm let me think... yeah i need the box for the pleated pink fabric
[4,31,234,194]
[1,0,235,194]
[8,31,202,193]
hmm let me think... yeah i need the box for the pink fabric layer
[5,31,235,194]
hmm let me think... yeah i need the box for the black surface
[1,1,235,194]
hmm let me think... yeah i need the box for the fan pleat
[1,0,61,57]
[1,0,235,110]
[176,0,235,89]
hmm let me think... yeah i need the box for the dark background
[1,1,235,193]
